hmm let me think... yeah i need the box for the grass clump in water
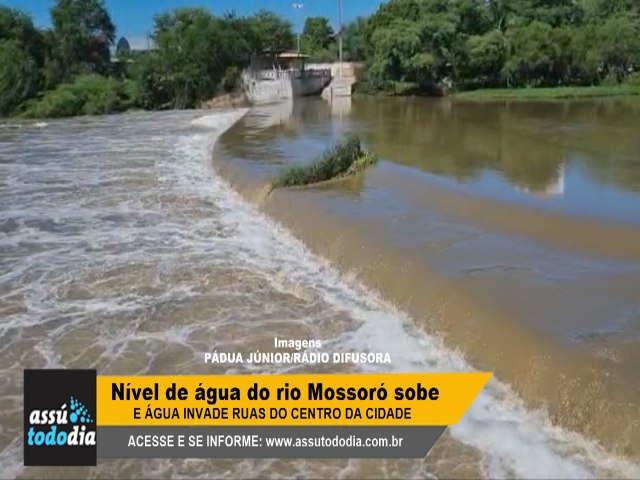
[272,134,377,188]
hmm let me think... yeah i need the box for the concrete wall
[241,71,292,105]
[306,62,360,78]
[241,69,332,105]
[292,75,332,97]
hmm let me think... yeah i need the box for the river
[0,98,638,478]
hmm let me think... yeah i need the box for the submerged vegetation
[272,135,377,188]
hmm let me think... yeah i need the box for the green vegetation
[301,17,336,62]
[0,0,130,118]
[3,0,640,118]
[456,84,640,100]
[272,135,377,188]
[299,15,367,62]
[135,9,295,109]
[0,1,297,118]
[0,39,43,116]
[349,0,640,96]
[22,75,138,117]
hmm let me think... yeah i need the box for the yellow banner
[97,373,490,427]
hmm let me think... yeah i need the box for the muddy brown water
[0,99,638,478]
[215,97,640,470]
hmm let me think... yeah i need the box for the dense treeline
[0,0,124,117]
[136,9,294,109]
[0,0,295,117]
[343,0,640,93]
[278,0,640,93]
[2,0,639,118]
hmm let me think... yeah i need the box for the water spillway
[212,98,640,474]
[0,102,638,478]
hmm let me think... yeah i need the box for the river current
[0,109,638,479]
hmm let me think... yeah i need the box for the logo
[24,369,97,466]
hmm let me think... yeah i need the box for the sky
[5,0,382,49]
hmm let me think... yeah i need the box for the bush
[272,134,377,188]
[625,72,640,87]
[308,48,337,63]
[120,78,141,109]
[221,66,240,93]
[0,40,43,116]
[22,74,139,118]
[75,75,122,115]
[22,88,82,118]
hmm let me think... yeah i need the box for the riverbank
[454,84,640,100]
[353,82,640,101]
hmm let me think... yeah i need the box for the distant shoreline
[454,84,640,100]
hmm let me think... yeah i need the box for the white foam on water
[190,111,248,130]
[0,109,638,479]
[178,112,639,479]
[0,121,45,130]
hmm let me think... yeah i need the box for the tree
[0,6,45,64]
[330,0,640,92]
[219,11,254,65]
[249,10,295,53]
[342,17,370,61]
[137,8,297,110]
[301,16,334,56]
[0,39,42,115]
[0,7,45,114]
[593,12,640,81]
[368,19,434,88]
[50,0,116,78]
[365,0,491,89]
[511,0,584,28]
[502,21,557,86]
[453,0,493,35]
[464,30,507,87]
[145,8,222,108]
[0,3,301,116]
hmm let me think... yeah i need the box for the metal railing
[246,68,332,81]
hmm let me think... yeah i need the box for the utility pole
[338,0,343,77]
[293,3,304,54]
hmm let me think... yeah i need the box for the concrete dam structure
[241,51,332,105]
